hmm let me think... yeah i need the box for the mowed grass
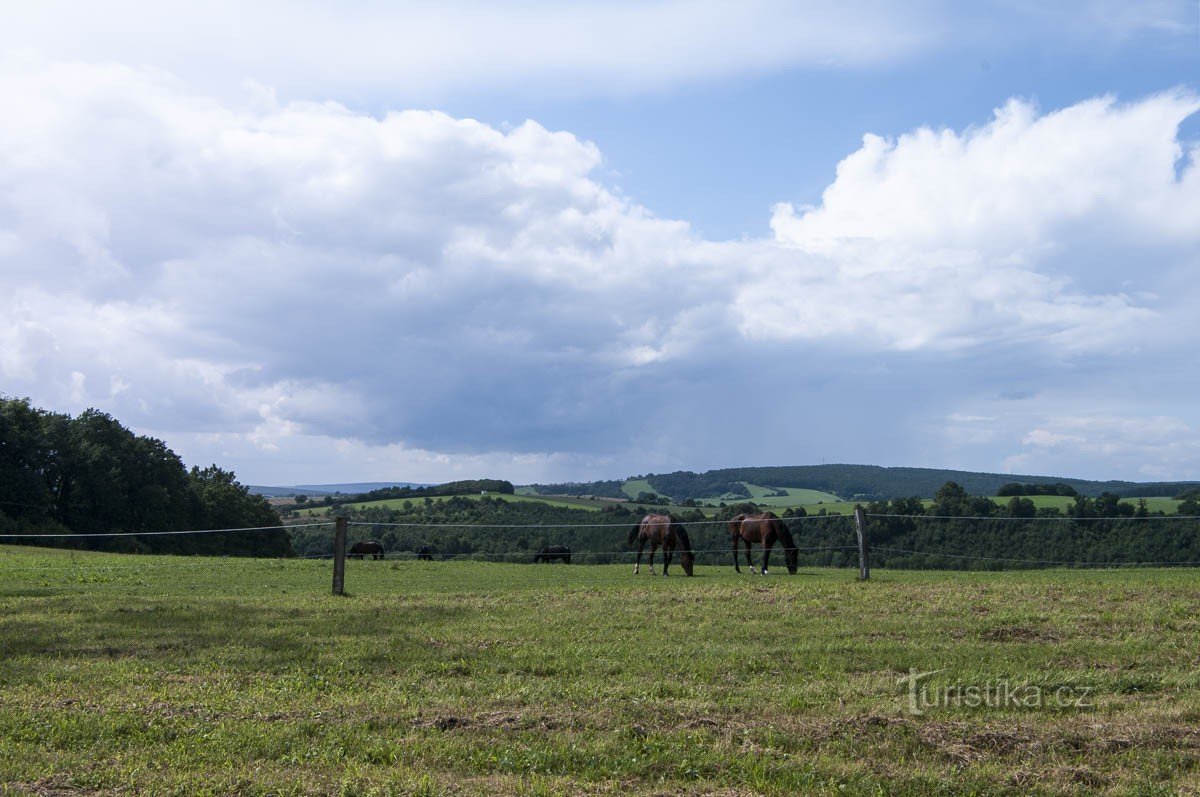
[992,495,1182,513]
[791,496,1183,517]
[740,485,844,507]
[293,492,612,517]
[621,479,656,500]
[5,546,1200,795]
[295,487,1180,522]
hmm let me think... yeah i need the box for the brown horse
[349,540,385,560]
[728,512,798,574]
[534,545,571,563]
[628,514,694,576]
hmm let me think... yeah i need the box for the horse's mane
[672,523,692,552]
[773,517,797,550]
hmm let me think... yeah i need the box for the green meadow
[293,492,611,518]
[4,545,1200,795]
[294,479,1182,523]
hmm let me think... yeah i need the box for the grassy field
[992,496,1181,513]
[293,492,613,517]
[4,545,1200,795]
[740,485,844,507]
[792,496,1183,517]
[621,479,656,500]
[297,487,1181,523]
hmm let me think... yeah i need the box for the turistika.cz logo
[898,668,1095,716]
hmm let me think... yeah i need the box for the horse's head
[778,520,800,574]
[673,523,695,576]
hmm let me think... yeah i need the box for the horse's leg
[746,540,758,574]
[663,543,673,577]
[762,541,773,575]
[732,536,742,573]
[649,543,657,575]
[634,540,643,574]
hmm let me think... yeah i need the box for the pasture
[292,492,612,518]
[3,545,1200,795]
[292,483,1182,525]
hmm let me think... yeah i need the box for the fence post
[332,516,347,595]
[853,505,870,581]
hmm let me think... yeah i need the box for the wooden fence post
[853,505,870,581]
[332,516,347,595]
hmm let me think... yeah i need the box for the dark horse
[628,514,695,576]
[349,540,385,560]
[534,545,571,563]
[416,546,433,561]
[728,512,799,574]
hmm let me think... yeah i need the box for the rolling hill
[526,464,1200,503]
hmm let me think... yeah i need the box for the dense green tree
[1005,496,1037,518]
[0,397,286,556]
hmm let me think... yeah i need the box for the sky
[1,1,1199,486]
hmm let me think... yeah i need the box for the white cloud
[2,2,1190,104]
[1006,415,1200,480]
[2,61,1198,481]
[754,91,1200,352]
[770,91,1200,252]
[0,1,937,101]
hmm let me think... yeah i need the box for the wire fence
[5,512,1200,574]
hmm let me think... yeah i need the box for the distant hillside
[250,482,429,497]
[527,465,1200,502]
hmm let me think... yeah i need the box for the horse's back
[735,512,782,543]
[638,513,673,542]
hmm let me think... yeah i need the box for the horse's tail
[627,524,641,547]
[672,523,692,552]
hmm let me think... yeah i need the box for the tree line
[0,397,290,556]
[531,465,1200,503]
[297,481,1200,570]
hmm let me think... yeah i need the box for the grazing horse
[533,545,571,563]
[416,546,433,561]
[628,514,695,576]
[349,540,385,560]
[728,512,799,574]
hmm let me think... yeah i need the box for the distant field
[294,491,1183,523]
[5,545,1200,794]
[741,484,846,507]
[293,492,610,517]
[990,495,1181,513]
[803,496,1182,517]
[621,478,656,499]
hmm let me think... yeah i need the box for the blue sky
[1,2,1198,485]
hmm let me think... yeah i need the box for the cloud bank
[2,2,1191,102]
[2,60,1198,482]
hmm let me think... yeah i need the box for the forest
[293,481,1200,570]
[0,397,290,556]
[7,394,1200,568]
[531,464,1200,502]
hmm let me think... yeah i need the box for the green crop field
[294,493,1182,524]
[4,545,1200,795]
[740,485,845,507]
[294,492,611,517]
[986,496,1181,513]
[621,479,656,499]
[794,496,1182,517]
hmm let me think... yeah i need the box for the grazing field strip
[4,546,1200,795]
